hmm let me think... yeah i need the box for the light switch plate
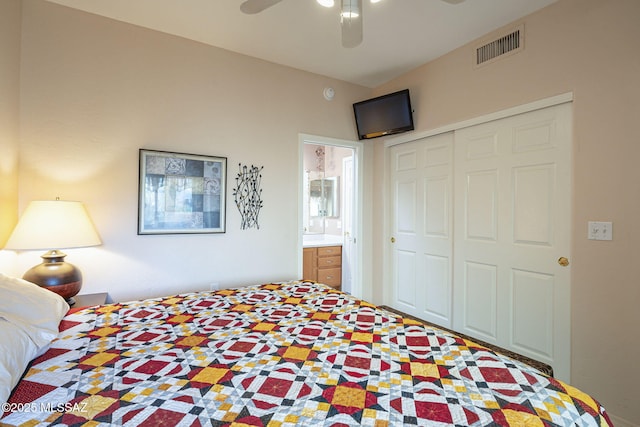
[587,221,613,241]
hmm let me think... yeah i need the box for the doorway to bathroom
[299,134,362,297]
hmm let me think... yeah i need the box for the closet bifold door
[388,133,454,329]
[452,102,573,382]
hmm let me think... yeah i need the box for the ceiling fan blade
[240,0,283,14]
[440,0,465,4]
[341,0,363,48]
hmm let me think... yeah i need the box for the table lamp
[5,200,102,305]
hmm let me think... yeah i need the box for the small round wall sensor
[323,87,335,101]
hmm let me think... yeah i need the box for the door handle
[558,257,569,267]
[390,237,395,243]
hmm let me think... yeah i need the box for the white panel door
[390,133,454,327]
[453,103,572,381]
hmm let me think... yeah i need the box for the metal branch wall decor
[233,163,264,230]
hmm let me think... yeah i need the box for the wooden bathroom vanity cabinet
[303,245,342,291]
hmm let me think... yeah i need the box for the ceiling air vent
[475,25,523,67]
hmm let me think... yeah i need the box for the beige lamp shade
[5,200,102,250]
[5,200,102,305]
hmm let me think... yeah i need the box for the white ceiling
[44,0,558,88]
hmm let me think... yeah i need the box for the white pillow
[0,273,69,349]
[0,318,40,406]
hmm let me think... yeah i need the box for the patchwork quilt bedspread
[3,281,610,426]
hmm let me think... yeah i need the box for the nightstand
[71,292,109,309]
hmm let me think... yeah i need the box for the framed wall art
[138,149,227,234]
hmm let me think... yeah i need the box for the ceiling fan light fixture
[317,0,335,7]
[341,0,360,18]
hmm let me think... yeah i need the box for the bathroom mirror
[309,177,339,218]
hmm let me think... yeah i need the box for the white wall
[0,0,21,255]
[9,0,370,302]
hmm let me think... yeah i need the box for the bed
[1,275,612,426]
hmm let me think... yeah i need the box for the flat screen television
[353,89,414,140]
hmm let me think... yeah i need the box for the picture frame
[138,149,227,235]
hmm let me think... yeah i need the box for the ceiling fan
[240,0,466,48]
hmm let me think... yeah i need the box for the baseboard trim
[609,414,639,427]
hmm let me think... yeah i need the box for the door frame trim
[382,92,574,378]
[384,92,574,148]
[298,133,364,299]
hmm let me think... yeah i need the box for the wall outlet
[209,282,219,291]
[587,221,613,241]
